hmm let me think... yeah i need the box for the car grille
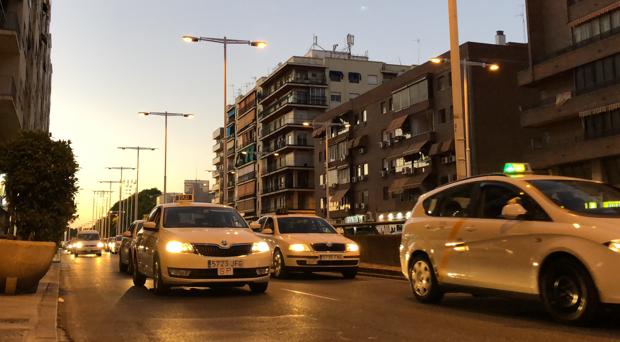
[193,244,253,257]
[312,243,346,252]
[185,268,263,279]
[317,260,358,266]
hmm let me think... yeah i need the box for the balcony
[0,12,20,54]
[521,83,620,127]
[259,73,327,105]
[212,155,222,165]
[0,76,20,142]
[261,161,313,177]
[260,142,313,159]
[259,90,327,122]
[262,181,313,196]
[212,127,224,140]
[528,134,620,169]
[212,141,223,152]
[519,32,620,86]
[260,118,313,139]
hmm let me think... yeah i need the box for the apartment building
[211,126,224,204]
[518,0,620,187]
[233,88,259,219]
[0,0,52,143]
[313,41,534,224]
[224,105,236,206]
[255,49,409,215]
[183,179,211,203]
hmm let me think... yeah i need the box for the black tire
[152,257,169,296]
[272,250,289,278]
[127,253,134,275]
[118,251,128,273]
[540,257,599,325]
[97,253,102,257]
[342,269,358,279]
[74,253,78,258]
[249,282,268,294]
[132,257,146,287]
[409,254,443,304]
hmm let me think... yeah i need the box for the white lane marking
[151,314,306,321]
[282,289,339,301]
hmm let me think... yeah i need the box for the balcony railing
[259,90,327,120]
[261,118,314,137]
[262,182,313,195]
[262,142,313,155]
[262,161,313,174]
[259,73,327,101]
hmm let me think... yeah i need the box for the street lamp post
[118,146,156,220]
[430,57,499,177]
[106,166,135,234]
[303,120,350,222]
[138,112,193,203]
[99,180,119,238]
[182,34,266,206]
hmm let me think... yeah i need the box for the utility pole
[118,146,156,220]
[106,166,135,234]
[448,0,467,179]
[99,180,119,238]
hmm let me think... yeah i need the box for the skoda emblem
[220,240,229,247]
[326,242,332,247]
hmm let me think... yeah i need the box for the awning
[387,138,430,160]
[388,178,409,194]
[389,173,430,194]
[386,115,409,131]
[312,125,326,138]
[440,139,454,153]
[579,102,620,118]
[429,142,441,156]
[569,2,620,27]
[350,135,368,149]
[330,188,350,203]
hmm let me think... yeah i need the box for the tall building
[255,49,409,216]
[313,41,534,224]
[183,179,211,203]
[211,127,224,204]
[224,105,236,206]
[519,0,620,186]
[0,0,52,143]
[233,88,259,220]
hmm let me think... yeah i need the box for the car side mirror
[122,230,132,238]
[502,203,528,220]
[261,228,274,235]
[143,221,158,231]
[249,222,262,232]
[335,227,344,235]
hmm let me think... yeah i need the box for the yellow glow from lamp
[346,243,359,252]
[165,241,194,254]
[289,243,311,252]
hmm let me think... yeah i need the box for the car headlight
[346,243,359,252]
[165,241,195,254]
[604,240,620,253]
[251,241,270,253]
[97,242,104,248]
[289,243,311,252]
[75,242,83,248]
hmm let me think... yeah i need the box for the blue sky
[49,0,526,226]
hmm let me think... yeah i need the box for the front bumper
[75,247,103,254]
[284,252,360,270]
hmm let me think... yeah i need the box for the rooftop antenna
[310,34,327,51]
[332,44,338,52]
[517,4,526,42]
[415,38,421,64]
[346,33,355,56]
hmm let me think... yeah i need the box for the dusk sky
[49,0,526,227]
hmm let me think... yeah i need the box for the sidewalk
[0,261,60,341]
[358,262,405,279]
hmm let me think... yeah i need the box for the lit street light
[118,146,156,220]
[182,34,266,205]
[138,111,194,203]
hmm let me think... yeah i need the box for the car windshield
[277,217,337,234]
[530,180,620,217]
[77,233,100,241]
[163,207,248,228]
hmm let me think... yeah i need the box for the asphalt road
[58,252,620,342]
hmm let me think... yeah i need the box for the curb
[30,262,59,341]
[358,264,405,280]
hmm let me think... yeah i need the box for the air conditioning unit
[381,170,387,178]
[403,167,412,175]
[358,175,365,181]
[359,147,366,154]
[351,176,357,183]
[379,142,384,149]
[385,140,391,147]
[360,203,366,209]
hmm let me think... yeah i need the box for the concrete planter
[0,240,56,294]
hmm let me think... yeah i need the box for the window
[361,109,368,123]
[392,79,429,112]
[558,161,592,180]
[278,217,336,234]
[329,70,344,82]
[583,109,620,139]
[319,174,325,186]
[368,74,378,85]
[423,183,475,217]
[331,92,342,102]
[337,168,350,184]
[164,207,248,228]
[530,179,620,217]
[575,53,620,92]
[437,76,446,91]
[475,182,549,221]
[603,155,620,186]
[572,8,620,45]
[348,72,362,83]
[263,217,275,230]
[381,101,387,114]
[356,163,369,177]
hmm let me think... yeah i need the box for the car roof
[267,214,322,219]
[159,202,232,209]
[78,230,99,234]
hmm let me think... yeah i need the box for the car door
[137,207,161,276]
[462,181,553,293]
[424,182,478,286]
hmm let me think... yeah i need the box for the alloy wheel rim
[154,261,160,289]
[550,275,583,312]
[274,253,282,275]
[412,261,432,297]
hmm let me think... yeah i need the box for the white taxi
[252,214,360,278]
[400,163,620,325]
[132,197,272,295]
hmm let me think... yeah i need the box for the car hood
[161,228,260,245]
[279,233,354,245]
[564,216,620,243]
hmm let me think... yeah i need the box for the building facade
[313,41,534,224]
[0,0,52,143]
[518,0,620,187]
[233,88,259,219]
[255,49,409,216]
[183,179,211,203]
[211,126,224,204]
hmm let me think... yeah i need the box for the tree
[109,188,161,234]
[0,131,78,242]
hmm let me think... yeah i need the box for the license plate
[207,260,244,269]
[320,254,343,261]
[217,267,234,276]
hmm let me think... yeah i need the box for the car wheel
[272,250,289,278]
[540,257,599,325]
[342,269,358,279]
[132,257,146,287]
[118,250,128,273]
[97,253,102,257]
[127,253,134,275]
[74,253,78,258]
[409,255,443,304]
[152,257,169,295]
[249,282,268,294]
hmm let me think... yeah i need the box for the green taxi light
[503,163,531,175]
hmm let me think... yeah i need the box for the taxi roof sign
[174,194,194,202]
[503,163,532,175]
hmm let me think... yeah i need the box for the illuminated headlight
[605,240,620,253]
[97,242,104,248]
[165,241,195,254]
[289,243,311,252]
[346,243,360,252]
[75,242,83,249]
[251,241,270,253]
[108,242,114,247]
